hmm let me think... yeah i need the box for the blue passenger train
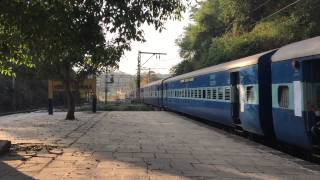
[140,37,320,152]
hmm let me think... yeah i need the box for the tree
[173,0,320,75]
[140,71,162,86]
[0,0,187,119]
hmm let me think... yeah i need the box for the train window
[207,89,211,99]
[191,89,194,98]
[246,86,255,103]
[218,88,224,100]
[203,89,206,99]
[198,89,202,98]
[225,87,231,101]
[195,89,198,98]
[212,88,217,99]
[278,86,289,108]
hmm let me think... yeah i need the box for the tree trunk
[64,65,75,120]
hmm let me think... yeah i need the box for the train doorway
[302,60,320,147]
[230,72,241,126]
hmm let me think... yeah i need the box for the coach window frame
[225,87,231,101]
[278,85,289,108]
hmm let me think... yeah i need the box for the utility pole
[148,68,151,84]
[105,73,114,104]
[11,65,16,112]
[136,51,166,102]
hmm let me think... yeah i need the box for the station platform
[0,111,319,180]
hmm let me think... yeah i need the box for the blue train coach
[271,36,320,150]
[162,50,276,138]
[140,80,162,107]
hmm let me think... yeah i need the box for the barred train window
[246,86,255,103]
[278,86,289,108]
[212,88,217,99]
[198,89,202,98]
[207,89,211,99]
[203,90,206,99]
[218,88,224,100]
[191,89,194,98]
[225,87,231,101]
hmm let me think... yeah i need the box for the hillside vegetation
[172,0,320,75]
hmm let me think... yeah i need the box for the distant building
[97,71,136,102]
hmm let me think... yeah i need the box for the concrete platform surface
[0,111,319,180]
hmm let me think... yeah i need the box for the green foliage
[173,0,320,75]
[0,0,187,79]
[0,0,186,118]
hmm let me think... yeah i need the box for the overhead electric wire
[251,0,303,26]
[142,54,156,66]
[260,0,302,21]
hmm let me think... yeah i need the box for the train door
[231,72,241,126]
[164,83,168,107]
[157,85,160,106]
[302,60,320,147]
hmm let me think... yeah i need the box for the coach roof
[272,36,320,62]
[141,79,163,88]
[164,50,274,83]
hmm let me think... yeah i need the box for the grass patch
[78,102,154,111]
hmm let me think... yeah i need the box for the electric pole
[105,73,114,104]
[136,51,166,102]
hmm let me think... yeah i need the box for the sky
[118,12,192,75]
